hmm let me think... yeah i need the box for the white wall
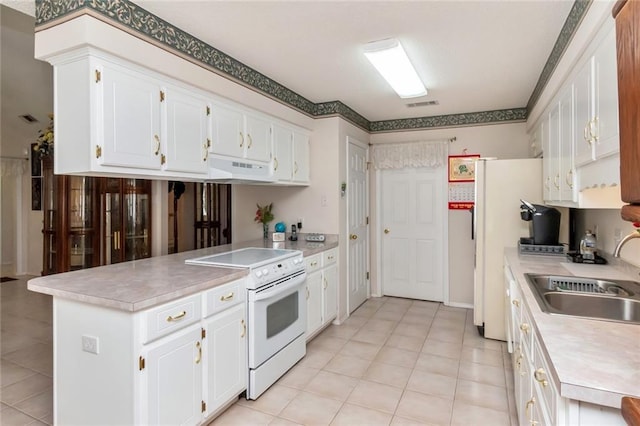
[370,122,530,307]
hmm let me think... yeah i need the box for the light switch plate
[82,335,99,354]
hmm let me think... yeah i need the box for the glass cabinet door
[102,178,122,265]
[41,157,58,275]
[66,176,98,271]
[102,178,151,264]
[123,179,150,261]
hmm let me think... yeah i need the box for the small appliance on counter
[566,229,607,264]
[518,199,564,255]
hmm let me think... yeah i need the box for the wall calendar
[448,154,480,209]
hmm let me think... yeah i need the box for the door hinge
[206,106,210,116]
[139,356,145,371]
[366,216,369,225]
[94,69,101,83]
[160,90,165,102]
[201,400,206,413]
[206,138,211,148]
[201,327,206,339]
[366,272,370,280]
[160,154,166,165]
[95,145,102,159]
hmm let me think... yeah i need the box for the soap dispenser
[579,230,597,260]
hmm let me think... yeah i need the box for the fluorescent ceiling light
[364,38,427,99]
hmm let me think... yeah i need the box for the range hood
[207,155,275,183]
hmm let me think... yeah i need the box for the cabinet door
[273,125,293,181]
[323,264,338,323]
[163,86,210,175]
[145,325,202,426]
[292,132,310,183]
[559,85,576,202]
[100,64,162,170]
[593,27,619,159]
[204,303,246,415]
[306,271,323,339]
[540,120,551,201]
[546,105,561,201]
[573,58,595,167]
[244,113,272,163]
[211,104,245,159]
[616,0,640,204]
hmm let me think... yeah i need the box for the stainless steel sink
[524,274,640,324]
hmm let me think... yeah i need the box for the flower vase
[263,223,269,240]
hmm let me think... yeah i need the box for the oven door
[247,270,306,368]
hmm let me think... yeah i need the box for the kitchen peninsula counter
[505,248,640,410]
[28,234,338,312]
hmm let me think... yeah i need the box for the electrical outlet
[82,335,99,354]
[297,218,303,229]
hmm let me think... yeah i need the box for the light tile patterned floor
[215,297,518,426]
[0,277,517,425]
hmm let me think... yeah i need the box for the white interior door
[347,139,369,313]
[381,167,446,301]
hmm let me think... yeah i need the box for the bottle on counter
[580,230,597,260]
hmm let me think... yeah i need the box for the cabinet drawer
[204,279,246,318]
[533,335,557,421]
[143,294,202,344]
[305,254,321,273]
[322,248,338,266]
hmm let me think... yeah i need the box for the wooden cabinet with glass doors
[101,178,152,264]
[42,158,152,275]
[42,157,100,274]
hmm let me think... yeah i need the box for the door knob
[350,234,358,240]
[384,229,390,234]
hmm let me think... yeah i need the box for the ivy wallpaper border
[35,0,585,133]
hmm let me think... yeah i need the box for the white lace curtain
[0,158,28,177]
[371,139,449,170]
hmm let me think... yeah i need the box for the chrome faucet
[613,228,640,257]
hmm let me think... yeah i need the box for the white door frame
[346,136,370,313]
[374,166,449,305]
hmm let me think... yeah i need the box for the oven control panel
[249,254,305,289]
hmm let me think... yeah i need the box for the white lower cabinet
[146,324,203,426]
[305,248,338,340]
[504,261,624,426]
[204,303,246,416]
[52,278,246,425]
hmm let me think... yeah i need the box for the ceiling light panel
[364,38,427,99]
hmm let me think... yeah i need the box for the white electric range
[186,248,307,399]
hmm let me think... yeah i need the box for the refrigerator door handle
[470,207,475,240]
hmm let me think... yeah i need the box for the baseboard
[445,301,474,309]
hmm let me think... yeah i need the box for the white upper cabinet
[292,131,310,184]
[574,25,619,167]
[99,62,163,170]
[271,125,310,185]
[210,104,273,163]
[244,113,272,163]
[162,86,210,175]
[592,27,619,159]
[537,20,621,208]
[210,103,245,159]
[49,49,311,183]
[273,124,293,181]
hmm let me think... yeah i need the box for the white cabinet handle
[195,341,202,364]
[240,319,246,338]
[247,134,253,148]
[520,323,530,334]
[219,292,234,302]
[274,157,279,171]
[239,132,244,148]
[525,397,538,425]
[512,299,520,308]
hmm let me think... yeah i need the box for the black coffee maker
[519,199,561,245]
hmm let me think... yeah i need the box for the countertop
[27,234,339,312]
[504,248,640,409]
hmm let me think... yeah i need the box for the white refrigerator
[473,158,542,341]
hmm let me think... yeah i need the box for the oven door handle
[253,277,305,302]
